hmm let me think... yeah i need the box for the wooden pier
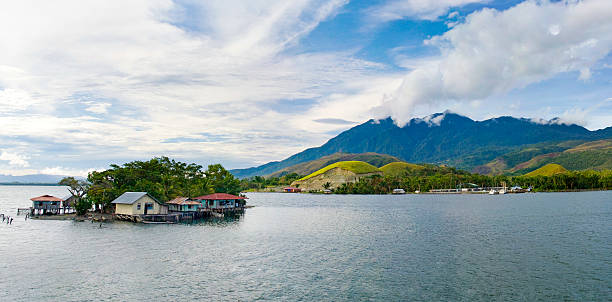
[114,206,246,223]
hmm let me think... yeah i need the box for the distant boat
[392,188,406,194]
[489,189,498,195]
[499,188,507,194]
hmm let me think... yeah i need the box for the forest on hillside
[239,167,612,194]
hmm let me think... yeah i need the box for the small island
[25,157,248,223]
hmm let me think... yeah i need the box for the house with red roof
[283,187,301,193]
[193,193,247,210]
[31,195,63,215]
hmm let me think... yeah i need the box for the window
[145,203,153,210]
[137,203,141,210]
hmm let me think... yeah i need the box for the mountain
[476,139,612,175]
[266,152,400,178]
[231,112,612,178]
[0,174,71,184]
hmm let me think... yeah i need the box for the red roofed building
[30,195,64,215]
[193,193,247,210]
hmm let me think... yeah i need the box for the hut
[61,195,77,213]
[30,195,63,215]
[166,197,201,212]
[193,193,247,210]
[283,187,301,193]
[111,192,168,216]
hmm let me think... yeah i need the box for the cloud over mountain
[381,0,612,125]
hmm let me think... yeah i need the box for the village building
[112,192,168,216]
[30,195,63,215]
[166,197,201,212]
[193,193,247,210]
[283,187,301,193]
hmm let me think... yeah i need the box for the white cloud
[380,0,612,125]
[0,0,399,173]
[0,151,30,167]
[39,166,95,177]
[367,0,486,22]
[84,102,112,114]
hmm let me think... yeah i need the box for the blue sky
[0,0,611,176]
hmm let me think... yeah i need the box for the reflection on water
[0,186,611,301]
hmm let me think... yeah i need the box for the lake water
[0,186,610,301]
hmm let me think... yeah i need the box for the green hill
[267,152,400,178]
[524,164,568,176]
[298,161,380,181]
[475,139,612,175]
[380,162,424,176]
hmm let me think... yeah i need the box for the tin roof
[30,195,63,202]
[166,197,201,205]
[111,192,161,204]
[193,193,247,200]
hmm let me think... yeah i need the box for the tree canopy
[86,157,240,211]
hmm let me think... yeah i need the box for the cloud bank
[0,0,388,173]
[381,0,612,125]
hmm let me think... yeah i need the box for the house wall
[181,204,199,212]
[207,199,237,209]
[115,195,168,215]
[115,203,134,215]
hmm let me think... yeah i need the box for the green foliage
[73,198,93,216]
[513,170,611,191]
[298,161,380,181]
[87,157,239,209]
[240,173,303,190]
[324,169,612,194]
[205,164,241,196]
[59,176,91,215]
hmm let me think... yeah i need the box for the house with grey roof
[111,192,168,216]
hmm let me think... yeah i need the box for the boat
[489,189,498,195]
[392,188,406,194]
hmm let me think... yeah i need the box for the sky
[0,0,611,176]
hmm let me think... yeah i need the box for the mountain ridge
[231,112,612,178]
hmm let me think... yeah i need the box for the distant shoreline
[245,188,611,194]
[0,183,61,186]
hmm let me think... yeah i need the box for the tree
[59,177,91,215]
[205,164,241,195]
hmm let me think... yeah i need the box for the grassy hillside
[475,139,612,175]
[524,164,568,176]
[298,161,380,181]
[267,152,400,178]
[380,162,424,177]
